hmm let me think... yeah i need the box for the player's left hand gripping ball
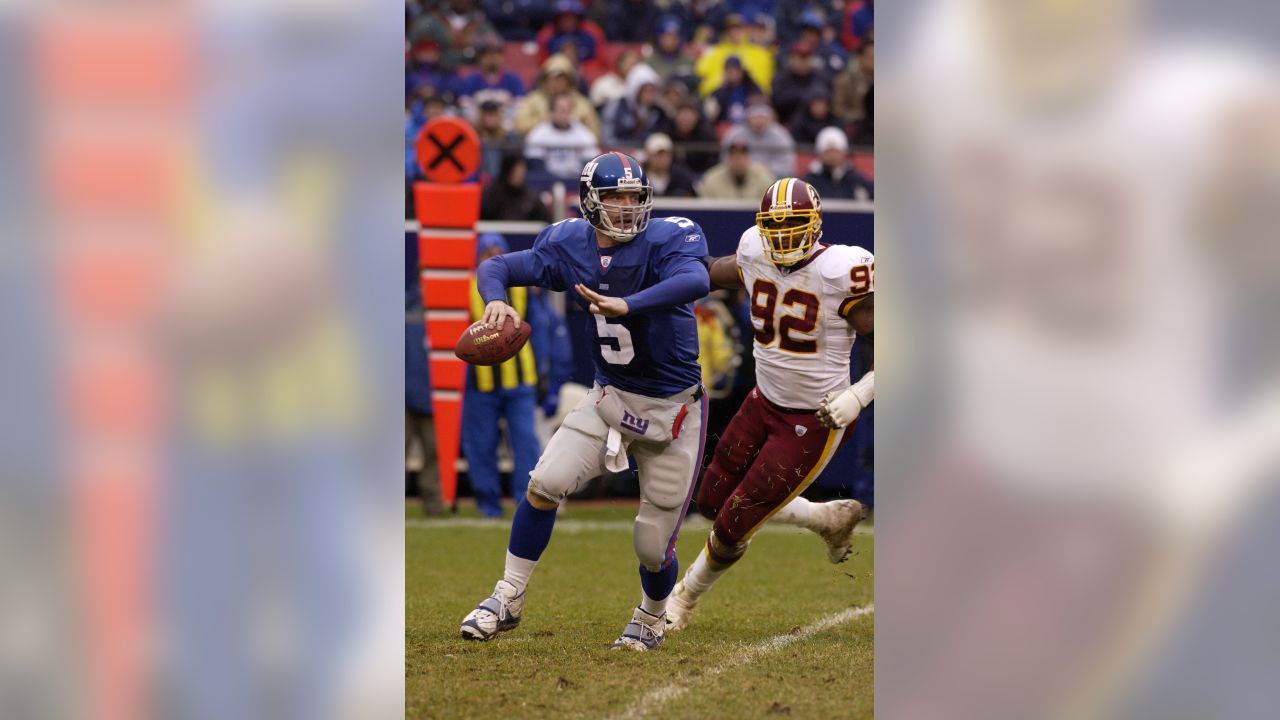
[454,314,532,366]
[575,284,629,317]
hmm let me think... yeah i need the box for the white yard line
[608,604,875,720]
[405,517,873,536]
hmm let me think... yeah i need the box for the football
[453,315,532,366]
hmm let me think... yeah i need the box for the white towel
[604,428,631,473]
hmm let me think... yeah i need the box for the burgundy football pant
[696,386,852,552]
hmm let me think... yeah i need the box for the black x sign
[426,132,465,172]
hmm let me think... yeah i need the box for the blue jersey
[483,217,709,398]
[454,71,527,108]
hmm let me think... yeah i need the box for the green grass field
[407,502,874,719]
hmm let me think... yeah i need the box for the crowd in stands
[406,0,874,218]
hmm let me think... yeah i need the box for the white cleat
[460,580,524,641]
[816,499,868,564]
[664,581,700,632]
[610,606,666,651]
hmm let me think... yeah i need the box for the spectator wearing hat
[694,13,775,97]
[476,100,522,181]
[455,42,527,122]
[748,12,777,50]
[408,0,501,72]
[842,0,874,52]
[480,152,554,222]
[601,63,673,146]
[480,0,547,42]
[833,40,873,144]
[704,56,763,126]
[803,127,873,201]
[793,9,849,76]
[524,93,600,181]
[774,0,838,47]
[643,133,698,198]
[770,42,831,126]
[669,99,721,174]
[789,87,842,146]
[721,102,796,179]
[535,0,608,77]
[589,48,644,109]
[660,78,693,119]
[698,138,776,200]
[603,0,661,43]
[514,54,602,139]
[405,38,457,103]
[646,15,699,94]
[664,0,731,43]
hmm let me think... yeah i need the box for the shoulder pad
[737,225,764,260]
[818,244,875,282]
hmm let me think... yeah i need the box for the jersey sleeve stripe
[838,295,866,318]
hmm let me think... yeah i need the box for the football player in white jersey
[666,177,875,631]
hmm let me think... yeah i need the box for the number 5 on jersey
[594,314,635,364]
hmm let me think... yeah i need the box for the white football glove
[817,372,874,429]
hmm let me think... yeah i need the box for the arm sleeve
[477,252,539,305]
[621,220,711,314]
[476,225,569,304]
[622,260,710,315]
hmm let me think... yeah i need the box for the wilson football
[454,315,532,366]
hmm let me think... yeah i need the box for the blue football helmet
[579,152,653,241]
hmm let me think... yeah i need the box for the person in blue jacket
[460,153,711,652]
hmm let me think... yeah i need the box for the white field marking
[608,604,875,720]
[405,517,873,536]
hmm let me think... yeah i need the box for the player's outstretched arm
[708,255,744,290]
[617,260,710,314]
[574,284,629,317]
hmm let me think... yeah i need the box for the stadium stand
[406,1,873,206]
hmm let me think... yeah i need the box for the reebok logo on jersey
[685,234,700,243]
[621,410,650,436]
[795,425,807,437]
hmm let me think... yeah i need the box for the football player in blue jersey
[460,152,711,650]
